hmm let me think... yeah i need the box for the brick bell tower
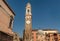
[23,2,32,41]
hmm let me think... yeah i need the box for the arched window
[28,9,29,12]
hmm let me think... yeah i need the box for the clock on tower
[24,2,32,41]
[26,20,31,24]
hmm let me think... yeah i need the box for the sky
[6,0,60,37]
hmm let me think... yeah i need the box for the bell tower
[23,2,32,41]
[25,2,32,29]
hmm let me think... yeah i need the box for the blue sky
[6,0,60,37]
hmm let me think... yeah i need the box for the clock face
[27,16,30,18]
[26,20,31,24]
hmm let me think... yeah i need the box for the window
[41,40,43,41]
[28,10,29,12]
[9,15,13,29]
[0,5,1,7]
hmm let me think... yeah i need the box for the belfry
[23,2,32,41]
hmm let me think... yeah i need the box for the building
[20,38,23,41]
[58,33,60,41]
[13,32,20,41]
[32,30,37,41]
[0,0,15,41]
[32,29,60,41]
[38,29,58,41]
[23,2,32,41]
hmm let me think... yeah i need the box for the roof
[32,29,38,31]
[42,29,58,31]
[3,0,15,15]
[32,28,58,31]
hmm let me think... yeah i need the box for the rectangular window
[9,16,13,29]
